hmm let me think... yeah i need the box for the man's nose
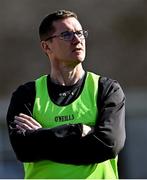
[72,34,82,44]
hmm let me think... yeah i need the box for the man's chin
[74,57,85,64]
[74,55,85,62]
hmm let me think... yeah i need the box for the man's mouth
[72,48,83,52]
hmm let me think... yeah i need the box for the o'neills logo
[55,114,74,122]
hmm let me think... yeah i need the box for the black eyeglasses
[44,30,88,41]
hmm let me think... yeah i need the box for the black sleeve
[7,77,126,164]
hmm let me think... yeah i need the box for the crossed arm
[7,78,126,164]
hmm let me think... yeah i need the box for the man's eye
[76,31,82,35]
[62,32,71,37]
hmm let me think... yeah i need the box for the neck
[50,63,85,86]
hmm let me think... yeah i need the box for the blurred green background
[0,0,147,178]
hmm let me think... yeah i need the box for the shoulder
[99,76,122,92]
[12,81,35,103]
[99,76,125,103]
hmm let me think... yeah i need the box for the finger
[19,113,41,127]
[15,116,35,129]
[16,124,26,131]
[15,120,32,130]
[15,116,41,130]
[15,114,41,127]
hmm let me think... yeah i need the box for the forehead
[53,17,83,33]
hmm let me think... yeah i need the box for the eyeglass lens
[61,30,88,40]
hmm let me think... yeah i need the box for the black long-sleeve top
[7,72,126,165]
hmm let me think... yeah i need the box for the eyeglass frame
[44,30,88,41]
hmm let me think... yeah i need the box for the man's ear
[40,41,52,54]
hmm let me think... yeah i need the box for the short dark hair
[39,10,78,41]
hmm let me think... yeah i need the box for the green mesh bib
[24,72,118,179]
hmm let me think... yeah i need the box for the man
[7,10,126,179]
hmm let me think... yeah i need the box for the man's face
[47,17,86,67]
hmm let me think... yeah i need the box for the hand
[82,124,93,137]
[14,113,42,133]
